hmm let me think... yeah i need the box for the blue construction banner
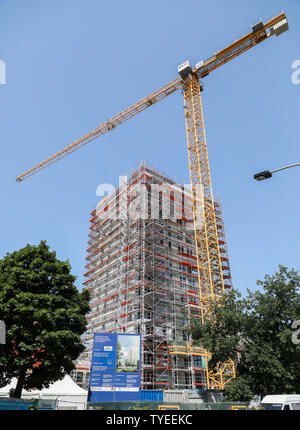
[88,333,141,402]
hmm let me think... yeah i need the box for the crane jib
[15,13,288,182]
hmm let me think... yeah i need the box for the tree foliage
[189,266,300,401]
[0,241,90,398]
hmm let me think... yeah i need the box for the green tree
[0,241,90,398]
[189,266,300,401]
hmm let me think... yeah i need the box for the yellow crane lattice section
[183,74,234,389]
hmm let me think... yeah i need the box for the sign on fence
[88,333,141,402]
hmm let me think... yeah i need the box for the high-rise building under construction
[79,163,232,390]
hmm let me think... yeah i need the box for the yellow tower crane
[16,13,289,390]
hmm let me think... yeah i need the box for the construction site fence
[141,389,223,404]
[87,401,249,410]
[0,398,249,411]
[0,398,37,410]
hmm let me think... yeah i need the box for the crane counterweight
[270,18,289,36]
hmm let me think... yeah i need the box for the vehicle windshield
[263,403,283,410]
[291,403,300,410]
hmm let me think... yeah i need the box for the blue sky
[0,0,299,296]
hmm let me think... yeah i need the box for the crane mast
[183,75,225,316]
[182,73,235,389]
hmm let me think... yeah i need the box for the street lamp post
[254,163,300,181]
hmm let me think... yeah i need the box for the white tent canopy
[0,375,88,410]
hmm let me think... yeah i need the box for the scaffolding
[80,164,233,390]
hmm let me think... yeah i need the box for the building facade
[75,164,232,390]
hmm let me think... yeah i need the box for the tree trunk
[13,369,26,399]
